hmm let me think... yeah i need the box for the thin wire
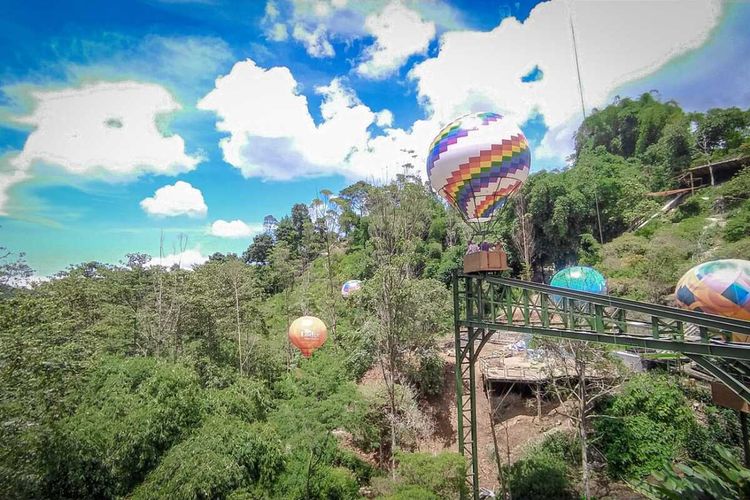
[569,7,586,120]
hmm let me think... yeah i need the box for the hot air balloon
[288,316,328,358]
[426,112,531,236]
[550,266,608,295]
[675,259,750,321]
[341,280,363,298]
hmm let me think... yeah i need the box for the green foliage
[506,449,574,500]
[596,374,697,479]
[723,200,750,243]
[637,445,750,500]
[533,431,581,467]
[404,352,445,398]
[131,418,284,499]
[44,357,205,497]
[717,167,750,209]
[375,452,466,499]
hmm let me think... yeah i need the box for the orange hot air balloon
[288,316,328,358]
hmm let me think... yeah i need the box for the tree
[0,247,33,294]
[243,233,274,265]
[540,339,624,498]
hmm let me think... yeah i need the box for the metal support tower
[453,271,750,500]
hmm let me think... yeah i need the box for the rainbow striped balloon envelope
[550,266,607,295]
[341,279,363,298]
[426,112,530,222]
[675,259,750,320]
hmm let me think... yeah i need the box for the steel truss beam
[453,271,750,500]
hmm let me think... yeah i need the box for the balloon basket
[463,250,509,274]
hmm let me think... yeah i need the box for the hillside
[1,95,749,499]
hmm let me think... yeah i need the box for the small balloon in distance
[341,279,363,298]
[675,259,750,320]
[288,316,328,358]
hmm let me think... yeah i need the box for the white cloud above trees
[140,181,207,217]
[209,219,262,238]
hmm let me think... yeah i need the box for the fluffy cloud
[292,24,334,57]
[207,0,723,183]
[12,81,200,177]
[140,181,208,217]
[210,219,262,238]
[151,249,208,269]
[262,0,464,59]
[198,60,386,180]
[0,81,201,214]
[410,0,722,161]
[356,1,436,79]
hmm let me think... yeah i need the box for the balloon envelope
[675,259,750,320]
[426,112,531,222]
[341,280,363,298]
[550,266,607,295]
[288,316,328,358]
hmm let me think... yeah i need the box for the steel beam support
[461,320,750,361]
[686,355,750,404]
[452,272,465,483]
[453,272,750,497]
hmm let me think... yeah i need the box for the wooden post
[709,165,715,186]
[689,172,695,194]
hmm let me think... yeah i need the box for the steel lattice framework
[453,271,750,499]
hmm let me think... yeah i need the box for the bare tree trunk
[579,358,590,499]
[233,278,243,377]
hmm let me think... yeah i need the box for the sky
[0,0,748,276]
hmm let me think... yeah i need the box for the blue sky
[0,0,747,276]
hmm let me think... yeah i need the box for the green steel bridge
[452,271,750,499]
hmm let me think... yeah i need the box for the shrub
[637,445,750,500]
[506,450,574,500]
[131,417,284,499]
[404,352,445,398]
[595,374,697,478]
[533,431,581,467]
[724,201,750,242]
[393,451,467,499]
[43,357,204,497]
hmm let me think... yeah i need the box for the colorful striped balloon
[426,112,531,222]
[675,259,750,320]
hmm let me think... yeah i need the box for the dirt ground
[357,333,645,499]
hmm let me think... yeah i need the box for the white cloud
[356,1,436,79]
[209,219,262,238]
[410,0,722,162]
[204,0,722,183]
[151,249,208,269]
[0,81,201,214]
[262,0,464,60]
[12,81,200,177]
[375,109,393,127]
[140,181,208,217]
[269,23,289,41]
[292,23,335,57]
[198,60,386,180]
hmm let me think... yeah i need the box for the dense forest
[1,94,750,499]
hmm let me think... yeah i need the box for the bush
[44,357,204,497]
[638,445,750,500]
[132,417,284,499]
[595,374,697,478]
[506,450,574,500]
[404,352,445,398]
[392,452,467,499]
[723,201,750,242]
[533,431,581,467]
